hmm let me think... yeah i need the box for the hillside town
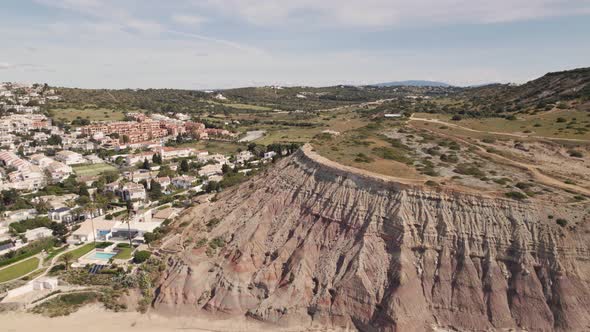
[0,82,296,306]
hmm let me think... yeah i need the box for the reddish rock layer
[154,145,590,331]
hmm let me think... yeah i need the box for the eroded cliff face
[154,145,590,331]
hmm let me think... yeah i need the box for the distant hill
[372,80,452,87]
[459,67,590,114]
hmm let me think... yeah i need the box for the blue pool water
[91,252,116,261]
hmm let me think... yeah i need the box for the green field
[49,107,126,123]
[69,243,96,260]
[205,100,273,111]
[113,247,133,260]
[0,257,40,283]
[252,126,323,145]
[72,163,118,177]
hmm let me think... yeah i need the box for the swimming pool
[90,251,116,261]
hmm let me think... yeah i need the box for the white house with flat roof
[68,219,117,244]
[197,164,222,177]
[110,221,161,244]
[49,207,75,223]
[121,183,147,201]
[24,227,53,242]
[54,150,86,165]
[172,175,197,189]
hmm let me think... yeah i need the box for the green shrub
[209,237,225,250]
[206,218,221,230]
[194,238,207,248]
[556,218,568,227]
[133,251,151,264]
[515,182,532,190]
[448,142,461,151]
[493,178,511,185]
[439,153,459,163]
[95,242,113,249]
[372,147,411,164]
[505,191,527,200]
[9,217,52,233]
[454,163,485,178]
[354,153,374,163]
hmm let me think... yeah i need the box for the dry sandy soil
[0,304,349,332]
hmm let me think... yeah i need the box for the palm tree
[125,205,134,248]
[83,202,97,245]
[59,252,74,270]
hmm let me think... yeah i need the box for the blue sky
[1,0,589,89]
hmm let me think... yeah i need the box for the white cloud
[33,0,258,52]
[171,14,207,26]
[201,0,590,27]
[5,0,588,88]
[34,0,163,35]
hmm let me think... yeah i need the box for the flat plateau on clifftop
[311,111,590,204]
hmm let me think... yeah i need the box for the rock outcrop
[154,145,590,331]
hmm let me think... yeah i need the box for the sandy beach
[0,305,339,332]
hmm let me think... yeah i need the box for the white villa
[172,175,197,189]
[24,227,53,242]
[54,150,86,165]
[68,210,161,245]
[69,219,117,243]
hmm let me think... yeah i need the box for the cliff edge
[154,144,590,331]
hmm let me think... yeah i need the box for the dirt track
[409,120,590,196]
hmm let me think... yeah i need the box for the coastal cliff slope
[154,145,590,331]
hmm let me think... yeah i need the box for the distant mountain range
[371,80,452,87]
